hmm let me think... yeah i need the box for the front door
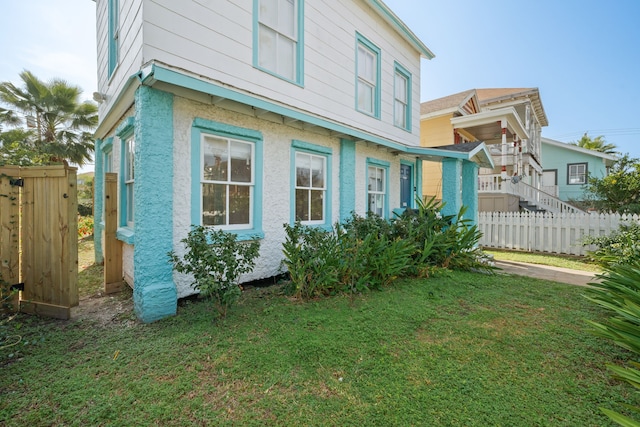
[400,163,413,209]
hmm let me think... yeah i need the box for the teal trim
[191,118,264,239]
[94,139,105,264]
[101,137,113,153]
[393,61,412,132]
[132,86,177,322]
[366,0,434,59]
[461,161,479,226]
[108,0,119,77]
[116,117,134,230]
[400,159,414,209]
[290,140,333,228]
[355,32,381,119]
[441,158,462,219]
[339,139,356,222]
[366,157,390,218]
[116,227,135,245]
[415,157,423,202]
[253,0,305,86]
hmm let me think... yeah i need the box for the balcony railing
[478,174,583,214]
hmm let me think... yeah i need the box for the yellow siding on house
[420,114,453,199]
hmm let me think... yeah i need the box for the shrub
[584,223,640,268]
[585,262,640,426]
[168,226,260,317]
[77,202,93,216]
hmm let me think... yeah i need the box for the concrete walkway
[494,260,602,287]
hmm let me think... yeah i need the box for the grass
[0,241,635,426]
[485,249,602,273]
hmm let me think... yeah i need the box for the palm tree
[570,132,617,155]
[0,70,98,166]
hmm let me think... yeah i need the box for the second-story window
[256,0,303,84]
[567,163,588,185]
[393,62,411,131]
[108,0,119,78]
[356,33,381,118]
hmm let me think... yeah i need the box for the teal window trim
[253,0,305,86]
[116,117,134,241]
[102,137,113,173]
[290,140,333,229]
[108,0,119,78]
[400,159,415,209]
[355,32,381,119]
[191,118,264,240]
[366,157,389,218]
[393,61,412,132]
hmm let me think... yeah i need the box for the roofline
[541,137,617,162]
[450,106,529,141]
[479,88,549,127]
[367,0,435,59]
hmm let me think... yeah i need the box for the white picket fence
[478,212,640,256]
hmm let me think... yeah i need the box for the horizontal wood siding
[479,212,640,256]
[140,0,422,145]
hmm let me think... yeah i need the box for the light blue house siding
[540,138,614,202]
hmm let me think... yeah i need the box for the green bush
[168,226,260,317]
[77,215,94,239]
[281,199,492,300]
[584,223,640,268]
[585,262,640,426]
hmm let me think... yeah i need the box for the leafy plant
[77,215,94,239]
[584,154,640,214]
[583,223,640,268]
[585,262,640,426]
[168,226,260,317]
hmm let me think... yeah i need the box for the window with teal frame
[191,118,264,240]
[393,62,411,131]
[254,0,304,86]
[115,118,135,230]
[366,158,389,218]
[108,0,119,78]
[355,33,381,118]
[290,140,332,228]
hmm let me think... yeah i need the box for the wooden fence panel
[0,166,78,320]
[0,168,21,311]
[103,173,123,294]
[479,211,640,256]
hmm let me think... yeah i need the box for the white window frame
[200,135,255,230]
[124,136,135,227]
[356,33,381,118]
[256,0,301,83]
[367,165,386,217]
[295,151,327,225]
[393,63,411,130]
[567,162,587,185]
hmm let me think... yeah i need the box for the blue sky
[1,0,638,167]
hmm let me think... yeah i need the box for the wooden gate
[0,165,78,319]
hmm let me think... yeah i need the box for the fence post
[0,166,21,312]
[104,173,123,294]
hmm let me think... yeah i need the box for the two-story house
[420,88,581,214]
[91,0,492,322]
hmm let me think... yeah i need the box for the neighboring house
[420,88,580,213]
[540,137,616,202]
[91,0,490,322]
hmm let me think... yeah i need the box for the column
[133,85,177,323]
[441,157,462,219]
[462,160,479,226]
[339,138,356,222]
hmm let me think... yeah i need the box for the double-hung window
[256,0,303,84]
[108,0,119,77]
[567,163,588,185]
[356,33,381,118]
[393,62,411,130]
[124,136,135,226]
[367,158,389,217]
[201,135,255,228]
[291,140,332,227]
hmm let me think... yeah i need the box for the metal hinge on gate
[9,178,24,187]
[10,283,24,291]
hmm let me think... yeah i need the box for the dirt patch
[71,288,137,328]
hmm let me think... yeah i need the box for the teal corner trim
[441,158,462,219]
[190,117,264,238]
[132,85,177,322]
[252,0,305,86]
[290,140,333,227]
[415,157,423,202]
[355,32,381,119]
[339,139,356,222]
[94,138,105,264]
[461,161,479,226]
[366,157,390,218]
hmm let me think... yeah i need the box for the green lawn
[485,249,602,273]
[0,242,634,426]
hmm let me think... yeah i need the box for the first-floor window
[567,163,587,185]
[295,151,326,223]
[201,135,254,228]
[124,136,135,226]
[368,165,386,217]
